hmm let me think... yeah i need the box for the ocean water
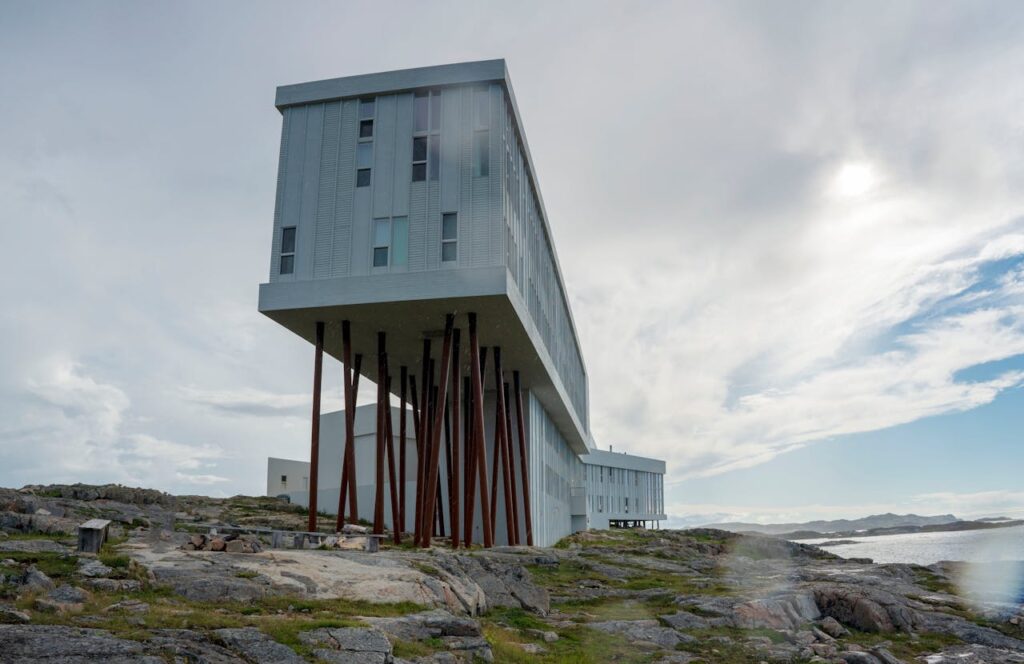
[800,524,1024,565]
[801,525,1024,607]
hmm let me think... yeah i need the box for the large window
[412,90,441,182]
[441,212,457,262]
[371,216,408,269]
[357,98,374,188]
[279,226,296,274]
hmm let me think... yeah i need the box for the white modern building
[259,60,665,547]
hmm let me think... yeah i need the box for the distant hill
[704,513,960,536]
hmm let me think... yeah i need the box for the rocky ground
[2,484,1023,663]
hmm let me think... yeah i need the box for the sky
[2,1,1023,527]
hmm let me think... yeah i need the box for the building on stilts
[259,60,666,547]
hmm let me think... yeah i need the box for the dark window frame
[279,226,296,274]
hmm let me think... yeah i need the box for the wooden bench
[77,518,112,553]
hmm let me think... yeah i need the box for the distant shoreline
[784,518,1024,541]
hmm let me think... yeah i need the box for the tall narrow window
[428,135,439,181]
[441,212,457,262]
[359,119,374,138]
[412,90,441,182]
[392,216,408,267]
[412,136,427,182]
[414,91,429,132]
[475,86,489,128]
[279,226,296,274]
[430,92,441,132]
[372,218,390,267]
[358,100,374,187]
[474,130,489,177]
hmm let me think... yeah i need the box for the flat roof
[581,449,666,475]
[272,59,589,398]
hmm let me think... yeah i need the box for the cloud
[179,386,344,418]
[4,359,225,491]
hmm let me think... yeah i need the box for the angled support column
[414,339,431,543]
[503,380,520,545]
[419,314,455,547]
[337,353,362,529]
[374,332,387,535]
[307,321,325,533]
[462,376,475,547]
[492,348,515,545]
[384,371,400,544]
[514,371,534,546]
[399,367,408,534]
[469,314,493,548]
[340,321,359,525]
[449,329,461,549]
[409,374,422,539]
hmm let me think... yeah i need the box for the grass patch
[839,628,963,659]
[99,553,130,569]
[483,622,659,663]
[392,637,443,658]
[488,606,550,631]
[912,567,958,595]
[1,551,79,579]
[234,570,259,579]
[554,597,658,622]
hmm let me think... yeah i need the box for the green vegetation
[482,621,661,664]
[839,628,963,660]
[234,570,258,579]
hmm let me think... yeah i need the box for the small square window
[359,119,373,138]
[359,98,375,119]
[281,475,287,483]
[441,241,457,262]
[281,226,296,253]
[357,143,373,169]
[279,254,294,274]
[357,168,371,187]
[373,219,390,246]
[442,213,457,240]
[412,162,426,182]
[373,247,389,267]
[412,136,427,162]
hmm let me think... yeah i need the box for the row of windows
[281,212,456,274]
[278,87,491,275]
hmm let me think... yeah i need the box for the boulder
[84,578,142,593]
[819,616,848,638]
[20,565,55,592]
[362,609,480,642]
[300,626,392,663]
[590,619,688,649]
[35,584,90,613]
[0,624,161,662]
[660,610,709,631]
[189,534,206,549]
[77,558,114,578]
[105,599,150,614]
[215,626,305,663]
[225,539,245,553]
[0,607,31,624]
[839,652,883,664]
[209,537,226,552]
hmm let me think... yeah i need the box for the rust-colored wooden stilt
[338,353,362,529]
[462,376,475,547]
[419,314,455,547]
[513,371,533,546]
[468,314,493,548]
[449,329,461,548]
[308,322,325,533]
[503,381,520,545]
[374,332,387,535]
[384,368,400,544]
[399,367,408,534]
[493,348,515,545]
[413,340,430,543]
[340,322,359,525]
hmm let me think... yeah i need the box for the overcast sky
[2,1,1023,525]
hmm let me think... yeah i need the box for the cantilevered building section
[258,60,665,547]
